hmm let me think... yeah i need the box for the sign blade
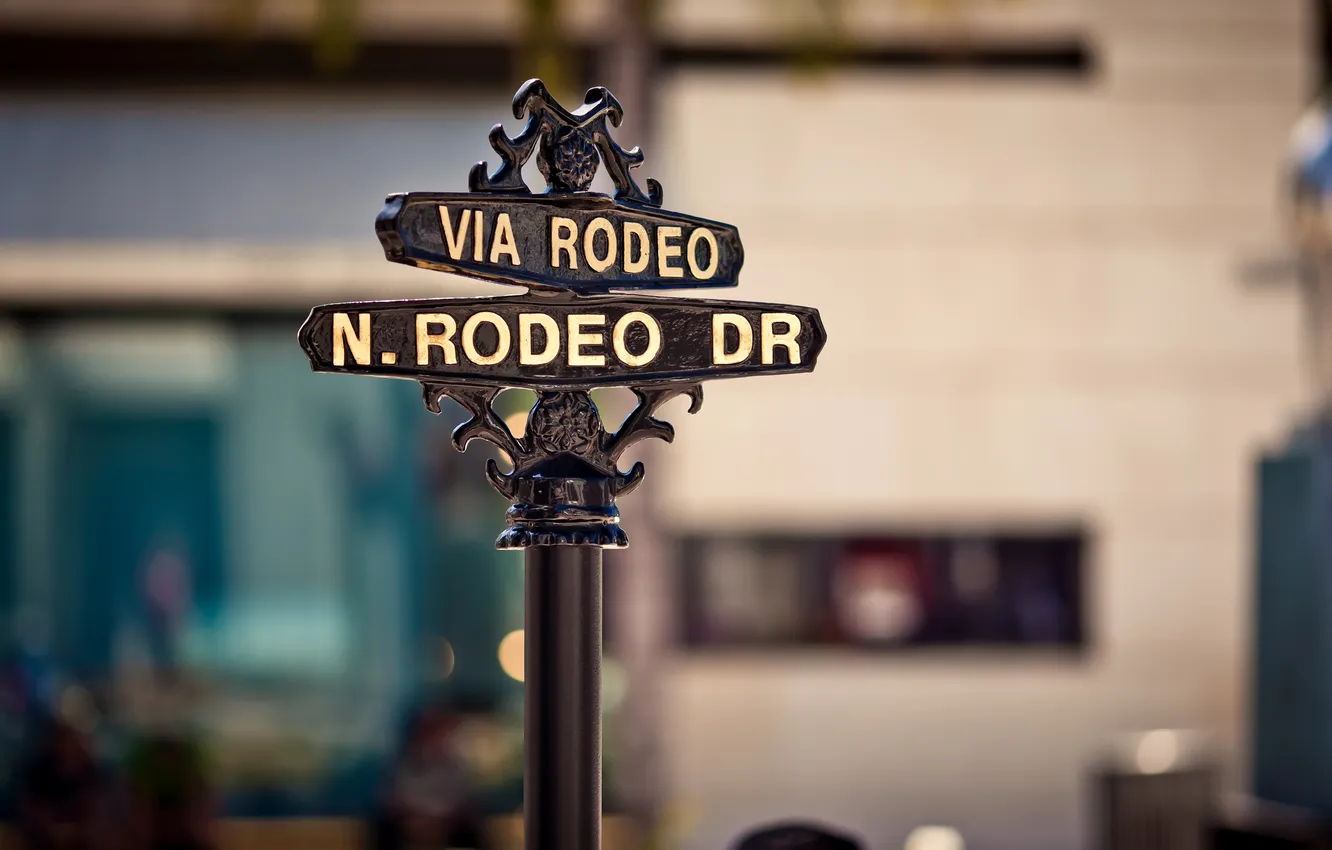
[298,294,824,390]
[376,193,744,294]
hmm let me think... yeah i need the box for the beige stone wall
[647,2,1312,848]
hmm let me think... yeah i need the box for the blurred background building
[0,1,1319,849]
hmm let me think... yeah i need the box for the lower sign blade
[298,294,825,389]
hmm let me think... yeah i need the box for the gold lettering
[473,208,485,262]
[332,313,371,366]
[657,226,683,277]
[623,222,649,273]
[687,228,720,279]
[490,213,521,265]
[551,217,578,269]
[439,206,472,260]
[761,313,801,365]
[568,314,606,367]
[712,313,753,365]
[519,313,560,366]
[462,312,511,365]
[584,217,617,273]
[415,313,458,365]
[612,311,661,367]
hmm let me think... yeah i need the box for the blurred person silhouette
[122,731,215,850]
[140,542,192,679]
[731,822,863,850]
[14,716,108,850]
[370,704,484,850]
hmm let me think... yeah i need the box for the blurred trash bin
[1092,729,1217,850]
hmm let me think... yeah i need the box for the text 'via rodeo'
[436,205,722,280]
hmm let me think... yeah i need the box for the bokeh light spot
[499,629,525,682]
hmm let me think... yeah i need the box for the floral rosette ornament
[527,392,602,455]
[542,128,600,192]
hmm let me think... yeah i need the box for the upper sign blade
[376,193,743,294]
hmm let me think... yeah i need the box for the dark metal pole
[525,544,602,850]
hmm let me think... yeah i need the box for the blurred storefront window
[679,532,1085,651]
[0,314,524,817]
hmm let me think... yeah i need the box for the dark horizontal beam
[0,31,1093,92]
[661,40,1093,75]
[0,33,593,92]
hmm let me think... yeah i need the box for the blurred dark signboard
[377,194,743,293]
[299,295,824,389]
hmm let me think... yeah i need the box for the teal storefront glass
[0,315,522,817]
[1252,419,1332,816]
[59,413,223,678]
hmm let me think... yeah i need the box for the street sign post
[299,78,826,850]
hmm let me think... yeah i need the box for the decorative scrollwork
[468,78,664,207]
[601,384,705,496]
[420,382,703,501]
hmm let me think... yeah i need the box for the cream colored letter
[568,314,606,367]
[472,209,485,262]
[612,311,661,367]
[438,206,472,260]
[761,313,801,365]
[333,313,371,366]
[462,312,511,365]
[551,217,578,269]
[519,314,560,366]
[623,222,649,273]
[712,313,753,365]
[490,213,521,265]
[657,226,683,277]
[687,228,719,279]
[584,217,617,273]
[415,313,457,365]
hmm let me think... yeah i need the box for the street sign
[299,294,825,388]
[300,78,828,850]
[300,76,825,544]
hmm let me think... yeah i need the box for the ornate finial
[468,79,664,207]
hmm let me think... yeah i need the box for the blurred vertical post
[523,0,571,98]
[604,0,655,142]
[601,0,666,826]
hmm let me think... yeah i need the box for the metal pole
[525,544,602,850]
